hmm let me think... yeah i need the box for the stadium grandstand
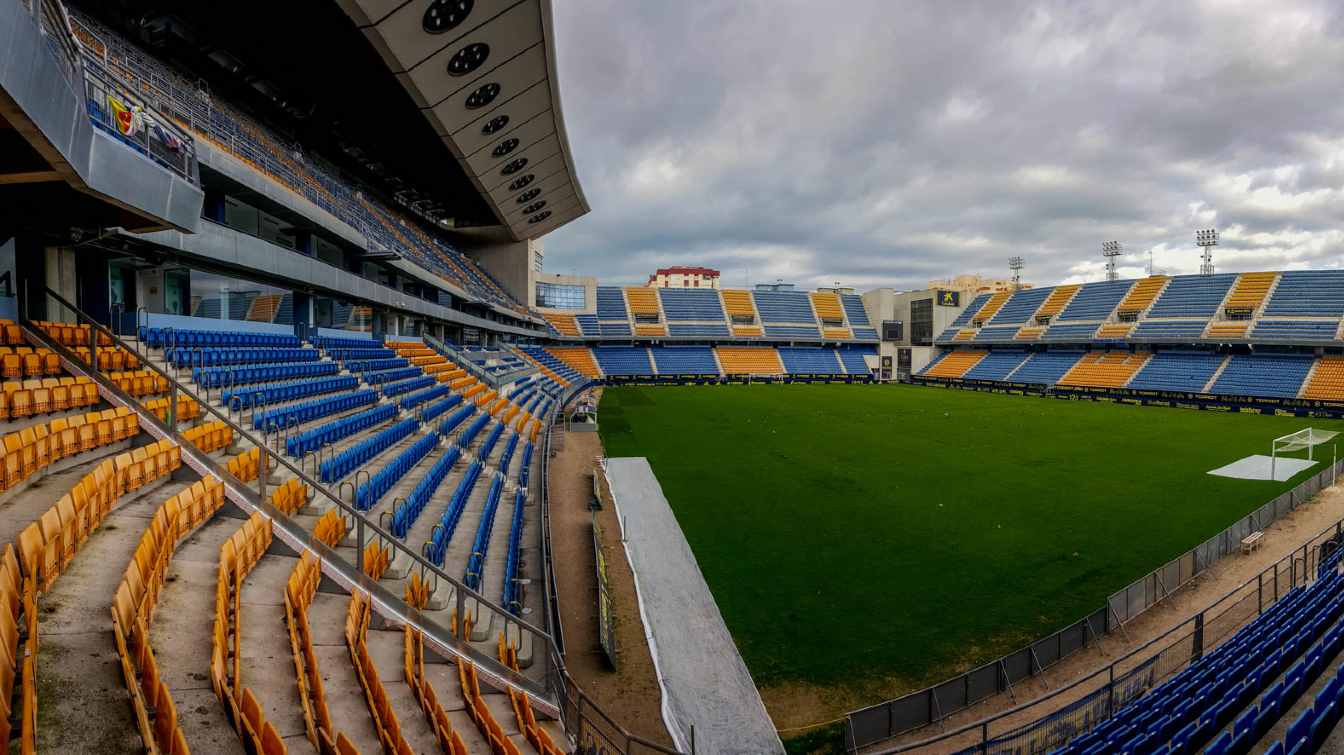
[5,0,1344,754]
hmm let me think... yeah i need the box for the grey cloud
[542,0,1344,290]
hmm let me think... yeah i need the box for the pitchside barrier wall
[846,458,1344,752]
[911,375,1344,419]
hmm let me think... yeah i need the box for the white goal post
[1272,428,1340,480]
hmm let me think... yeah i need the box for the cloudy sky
[542,0,1344,291]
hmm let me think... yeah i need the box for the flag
[108,96,134,136]
[153,122,183,153]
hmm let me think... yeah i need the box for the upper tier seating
[593,347,652,376]
[650,346,719,375]
[624,288,662,319]
[1210,354,1316,399]
[1042,323,1099,342]
[668,323,730,337]
[1132,320,1211,340]
[70,10,528,315]
[576,314,599,336]
[597,287,629,321]
[1127,352,1226,393]
[715,347,784,375]
[1303,356,1344,400]
[777,347,843,374]
[1034,284,1080,320]
[922,350,986,379]
[962,351,1030,381]
[764,325,822,339]
[988,287,1051,325]
[752,291,816,324]
[659,289,725,321]
[1147,274,1238,318]
[1058,352,1151,388]
[841,294,878,339]
[1252,320,1341,342]
[1115,276,1169,315]
[975,326,1024,344]
[542,314,579,337]
[1224,271,1279,312]
[1264,271,1344,317]
[970,291,1012,324]
[1009,351,1084,384]
[952,294,993,327]
[1057,280,1135,321]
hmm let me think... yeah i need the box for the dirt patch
[548,391,674,749]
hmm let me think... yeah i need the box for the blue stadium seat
[1210,354,1315,398]
[1127,352,1225,393]
[1057,280,1135,321]
[962,350,1030,380]
[777,347,843,374]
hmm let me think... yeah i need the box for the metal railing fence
[35,286,679,755]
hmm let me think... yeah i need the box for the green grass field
[597,383,1344,694]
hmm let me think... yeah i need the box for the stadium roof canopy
[80,0,588,242]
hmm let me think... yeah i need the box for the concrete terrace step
[154,510,249,755]
[239,546,317,754]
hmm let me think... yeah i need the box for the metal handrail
[26,287,556,695]
[36,289,683,753]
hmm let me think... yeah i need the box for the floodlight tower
[1196,228,1219,276]
[1008,257,1024,290]
[1101,241,1122,282]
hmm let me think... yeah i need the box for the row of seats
[389,445,463,539]
[284,550,354,752]
[0,347,62,379]
[103,370,169,398]
[939,272,1344,347]
[360,366,423,385]
[383,376,436,399]
[355,432,438,511]
[0,543,34,751]
[182,421,233,454]
[287,403,396,457]
[576,287,877,339]
[426,460,484,567]
[0,376,98,421]
[319,418,418,483]
[1,407,140,492]
[497,631,565,754]
[252,388,377,432]
[344,357,409,373]
[463,454,514,590]
[139,326,299,349]
[211,512,287,754]
[166,346,318,368]
[112,477,226,755]
[403,620,473,753]
[192,360,337,389]
[345,591,414,753]
[536,345,876,378]
[1053,566,1344,755]
[143,395,201,423]
[222,375,358,410]
[922,349,1344,400]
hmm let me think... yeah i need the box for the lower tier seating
[1058,352,1151,389]
[1303,357,1344,401]
[777,347,844,374]
[1009,351,1085,385]
[1127,352,1226,393]
[921,350,986,379]
[962,351,1030,381]
[650,346,719,375]
[1211,354,1316,399]
[715,347,784,375]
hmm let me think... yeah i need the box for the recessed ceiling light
[423,0,473,34]
[447,43,489,76]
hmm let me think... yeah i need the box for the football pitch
[597,383,1344,696]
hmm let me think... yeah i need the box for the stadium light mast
[1008,257,1024,290]
[1196,228,1219,276]
[1101,241,1122,282]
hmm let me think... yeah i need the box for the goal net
[1274,428,1339,457]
